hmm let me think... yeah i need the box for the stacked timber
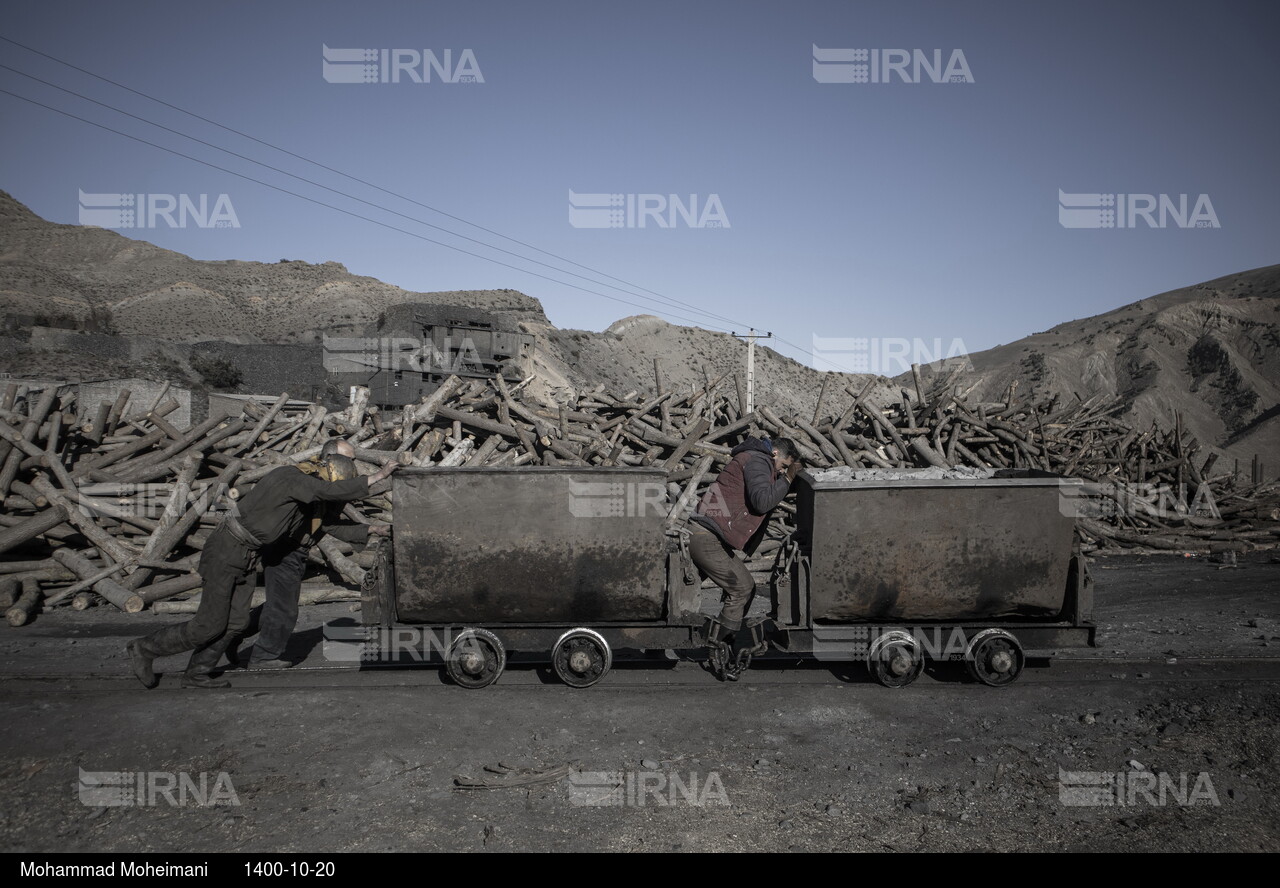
[0,363,1276,625]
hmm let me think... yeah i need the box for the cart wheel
[964,629,1024,687]
[446,628,505,689]
[551,628,612,688]
[866,630,923,688]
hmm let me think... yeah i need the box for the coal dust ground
[0,554,1276,853]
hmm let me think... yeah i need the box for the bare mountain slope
[5,188,1275,466]
[0,189,544,341]
[0,190,883,415]
[913,265,1280,468]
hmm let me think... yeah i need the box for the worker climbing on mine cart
[687,436,802,680]
[126,451,399,689]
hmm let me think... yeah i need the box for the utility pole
[731,329,772,414]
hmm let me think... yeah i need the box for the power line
[0,35,750,331]
[0,86,729,329]
[0,34,872,375]
[0,61,746,332]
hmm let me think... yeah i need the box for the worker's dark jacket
[690,438,791,553]
[230,466,371,551]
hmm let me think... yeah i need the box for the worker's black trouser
[248,545,309,663]
[137,524,258,675]
[687,526,756,631]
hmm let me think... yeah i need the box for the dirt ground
[0,553,1277,853]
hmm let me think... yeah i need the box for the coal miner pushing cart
[127,453,400,689]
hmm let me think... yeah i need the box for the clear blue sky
[1,0,1276,371]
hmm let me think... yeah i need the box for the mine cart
[363,466,1094,688]
[777,468,1095,686]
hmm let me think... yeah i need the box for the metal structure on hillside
[322,304,535,408]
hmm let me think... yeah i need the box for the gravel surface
[0,554,1276,853]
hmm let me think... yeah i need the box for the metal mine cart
[361,466,1095,688]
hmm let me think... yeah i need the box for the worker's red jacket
[690,438,792,552]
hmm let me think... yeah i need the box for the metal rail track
[4,656,1280,694]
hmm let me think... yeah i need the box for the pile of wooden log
[2,363,1276,625]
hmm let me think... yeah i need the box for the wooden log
[828,427,860,469]
[0,576,17,610]
[597,392,672,433]
[138,572,203,605]
[73,427,166,476]
[83,400,113,445]
[824,379,877,437]
[105,388,132,438]
[812,373,832,426]
[403,375,464,425]
[111,419,246,484]
[665,454,715,528]
[465,434,503,466]
[792,416,840,466]
[660,418,711,470]
[234,391,290,456]
[60,492,161,534]
[412,428,446,466]
[317,534,366,586]
[910,437,950,469]
[757,407,824,464]
[6,578,41,627]
[704,412,759,443]
[248,413,310,455]
[0,559,59,574]
[44,555,134,608]
[0,418,47,460]
[349,446,412,466]
[437,437,476,467]
[847,385,909,458]
[0,506,70,557]
[434,405,520,441]
[144,381,171,416]
[50,546,139,612]
[123,458,244,590]
[106,414,227,480]
[127,453,202,589]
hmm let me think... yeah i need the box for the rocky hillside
[0,190,544,342]
[909,265,1280,469]
[3,189,1275,466]
[0,190,883,416]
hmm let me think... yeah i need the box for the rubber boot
[126,640,158,689]
[126,624,190,689]
[182,643,232,689]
